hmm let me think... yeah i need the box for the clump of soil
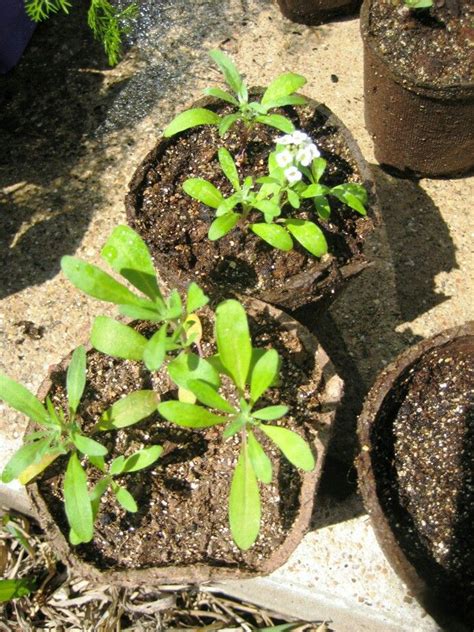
[34,307,326,573]
[367,0,474,87]
[371,336,473,616]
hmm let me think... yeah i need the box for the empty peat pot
[28,299,343,586]
[357,322,474,630]
[275,0,361,25]
[126,92,379,311]
[360,0,474,178]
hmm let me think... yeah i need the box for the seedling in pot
[158,299,316,551]
[163,49,307,141]
[0,346,161,545]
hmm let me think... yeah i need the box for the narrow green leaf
[1,439,51,484]
[285,219,328,257]
[72,434,108,457]
[113,445,163,474]
[66,346,86,415]
[90,476,110,519]
[260,95,307,111]
[0,374,50,425]
[187,379,236,413]
[118,303,163,321]
[203,87,239,105]
[100,225,163,303]
[143,324,168,372]
[98,390,158,431]
[229,443,260,550]
[63,453,94,543]
[261,72,307,105]
[186,282,209,313]
[219,113,240,137]
[91,317,147,361]
[114,485,138,512]
[247,430,272,484]
[208,212,240,240]
[182,178,224,208]
[250,349,279,405]
[168,352,220,391]
[259,425,315,471]
[69,529,82,545]
[223,414,246,438]
[163,108,220,137]
[311,157,327,183]
[209,49,243,95]
[218,147,240,190]
[255,114,294,133]
[0,578,35,602]
[250,223,293,251]
[215,300,252,391]
[216,193,240,217]
[158,401,226,428]
[253,405,289,421]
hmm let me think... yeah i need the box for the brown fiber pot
[360,0,474,178]
[27,298,343,587]
[357,322,474,630]
[276,0,361,25]
[126,93,379,312]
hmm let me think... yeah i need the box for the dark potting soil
[36,309,323,572]
[368,0,473,87]
[127,100,373,300]
[371,336,474,610]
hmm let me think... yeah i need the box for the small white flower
[284,166,302,185]
[295,142,320,166]
[275,149,293,168]
[275,134,294,145]
[291,130,310,145]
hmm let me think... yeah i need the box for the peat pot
[361,0,474,178]
[357,322,474,630]
[28,299,343,586]
[126,93,379,311]
[275,0,361,25]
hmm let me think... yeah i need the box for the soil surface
[371,336,474,614]
[367,0,474,87]
[126,97,374,306]
[35,307,324,572]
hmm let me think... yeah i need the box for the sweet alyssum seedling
[0,346,161,544]
[163,49,307,138]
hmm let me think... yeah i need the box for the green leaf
[63,453,94,543]
[186,282,209,314]
[100,225,163,303]
[168,352,220,391]
[187,379,236,414]
[117,303,163,321]
[208,212,240,240]
[163,108,220,137]
[203,87,239,105]
[1,439,51,484]
[313,195,331,220]
[111,445,162,475]
[219,113,240,137]
[72,434,108,457]
[229,443,260,550]
[301,183,329,198]
[90,476,110,519]
[158,401,226,428]
[88,455,106,472]
[218,147,240,190]
[91,316,148,361]
[253,405,289,421]
[209,49,243,95]
[143,324,168,372]
[215,300,252,391]
[66,346,86,415]
[247,430,272,484]
[311,157,327,183]
[164,289,183,320]
[285,219,328,257]
[182,178,223,209]
[250,349,279,405]
[253,200,281,222]
[223,414,246,438]
[260,95,307,111]
[113,485,137,512]
[250,223,293,251]
[330,183,368,215]
[287,189,300,209]
[261,72,307,105]
[0,578,35,602]
[0,374,50,425]
[98,390,158,431]
[259,425,315,471]
[255,114,294,133]
[216,194,240,217]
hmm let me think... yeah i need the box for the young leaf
[219,113,240,137]
[182,178,224,209]
[330,183,368,216]
[113,485,138,512]
[301,183,329,199]
[311,157,327,183]
[250,349,279,405]
[215,300,252,391]
[63,453,94,543]
[260,94,307,111]
[250,223,293,251]
[163,108,220,137]
[168,352,220,391]
[143,324,168,372]
[158,401,225,428]
[313,195,331,220]
[218,147,240,190]
[261,72,307,105]
[187,379,236,414]
[183,314,203,346]
[90,476,110,519]
[259,425,315,471]
[0,578,35,602]
[247,430,272,484]
[255,114,294,134]
[253,200,281,222]
[229,443,261,550]
[97,390,158,431]
[72,434,108,457]
[0,374,50,425]
[203,87,239,106]
[66,345,86,415]
[286,189,300,209]
[118,303,163,322]
[209,49,243,95]
[208,212,240,240]
[112,445,163,474]
[100,225,163,303]
[91,317,148,361]
[285,219,328,257]
[253,405,289,421]
[1,439,51,484]
[223,414,246,438]
[164,289,183,320]
[186,282,209,314]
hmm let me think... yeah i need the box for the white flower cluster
[275,131,320,185]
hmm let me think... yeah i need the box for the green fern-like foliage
[24,0,138,66]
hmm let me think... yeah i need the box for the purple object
[0,0,36,73]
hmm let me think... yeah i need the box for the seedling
[0,346,161,544]
[402,0,433,8]
[163,49,307,140]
